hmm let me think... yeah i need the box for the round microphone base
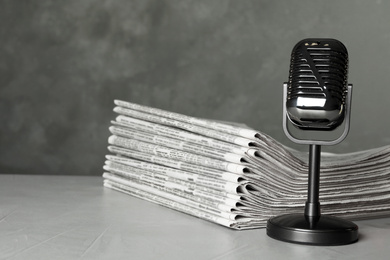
[267,214,358,246]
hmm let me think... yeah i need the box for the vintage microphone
[266,39,359,245]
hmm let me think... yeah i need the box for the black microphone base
[267,214,358,246]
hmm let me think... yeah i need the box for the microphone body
[286,38,349,130]
[267,38,358,246]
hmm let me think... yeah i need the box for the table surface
[1,174,390,260]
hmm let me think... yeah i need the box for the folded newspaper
[103,99,390,230]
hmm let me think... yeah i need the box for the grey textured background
[1,0,390,175]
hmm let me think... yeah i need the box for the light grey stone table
[1,174,389,260]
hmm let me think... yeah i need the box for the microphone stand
[305,144,321,227]
[266,84,358,246]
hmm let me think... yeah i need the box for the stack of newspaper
[103,100,390,230]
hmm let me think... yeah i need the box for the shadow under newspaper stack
[103,100,390,230]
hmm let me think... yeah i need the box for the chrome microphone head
[286,38,349,130]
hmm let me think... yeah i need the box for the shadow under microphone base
[266,83,358,246]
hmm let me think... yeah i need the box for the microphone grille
[287,39,349,130]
